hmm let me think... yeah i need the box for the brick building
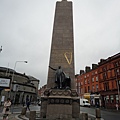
[38,84,47,97]
[98,53,120,109]
[76,52,120,109]
[76,65,100,106]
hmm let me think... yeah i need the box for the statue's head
[58,66,61,69]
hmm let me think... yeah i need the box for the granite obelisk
[40,0,80,119]
[47,0,75,90]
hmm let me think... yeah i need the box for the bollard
[116,104,118,111]
[96,108,101,118]
[21,106,27,115]
[29,111,36,120]
[82,113,88,120]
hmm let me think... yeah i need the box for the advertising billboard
[0,78,10,87]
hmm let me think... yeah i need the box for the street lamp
[9,61,28,98]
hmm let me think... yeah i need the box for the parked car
[80,99,90,107]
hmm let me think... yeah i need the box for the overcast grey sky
[0,0,120,88]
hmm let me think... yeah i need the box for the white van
[80,99,90,107]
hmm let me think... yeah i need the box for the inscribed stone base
[40,89,80,119]
[46,104,72,119]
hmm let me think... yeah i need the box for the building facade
[76,53,120,109]
[38,84,47,97]
[0,67,39,104]
[98,53,120,109]
[76,65,100,106]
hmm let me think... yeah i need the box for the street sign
[0,78,10,87]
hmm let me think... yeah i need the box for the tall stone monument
[40,0,80,119]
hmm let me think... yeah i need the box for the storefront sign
[0,78,10,87]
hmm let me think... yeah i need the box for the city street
[80,106,120,120]
[0,105,120,120]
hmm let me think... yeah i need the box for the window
[116,62,119,67]
[110,95,114,103]
[116,95,119,103]
[92,78,94,82]
[104,82,109,91]
[88,79,90,84]
[103,67,107,72]
[107,82,109,90]
[76,83,77,87]
[85,80,87,84]
[96,84,98,91]
[81,82,83,85]
[96,76,98,82]
[103,72,107,79]
[114,61,120,67]
[116,69,120,75]
[106,95,109,103]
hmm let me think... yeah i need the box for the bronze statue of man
[49,66,65,89]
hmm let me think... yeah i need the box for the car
[80,99,90,107]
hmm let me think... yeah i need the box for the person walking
[2,98,11,120]
[26,99,30,111]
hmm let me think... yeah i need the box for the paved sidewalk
[0,111,40,120]
[0,113,19,120]
[0,112,96,120]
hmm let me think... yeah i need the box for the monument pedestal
[40,89,80,120]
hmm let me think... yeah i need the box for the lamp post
[9,61,28,99]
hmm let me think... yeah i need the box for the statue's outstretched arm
[49,66,56,71]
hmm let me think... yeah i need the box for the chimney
[85,66,91,73]
[80,70,84,75]
[100,59,105,63]
[92,64,98,69]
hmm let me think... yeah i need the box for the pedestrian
[96,102,99,108]
[2,98,11,120]
[26,99,30,111]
